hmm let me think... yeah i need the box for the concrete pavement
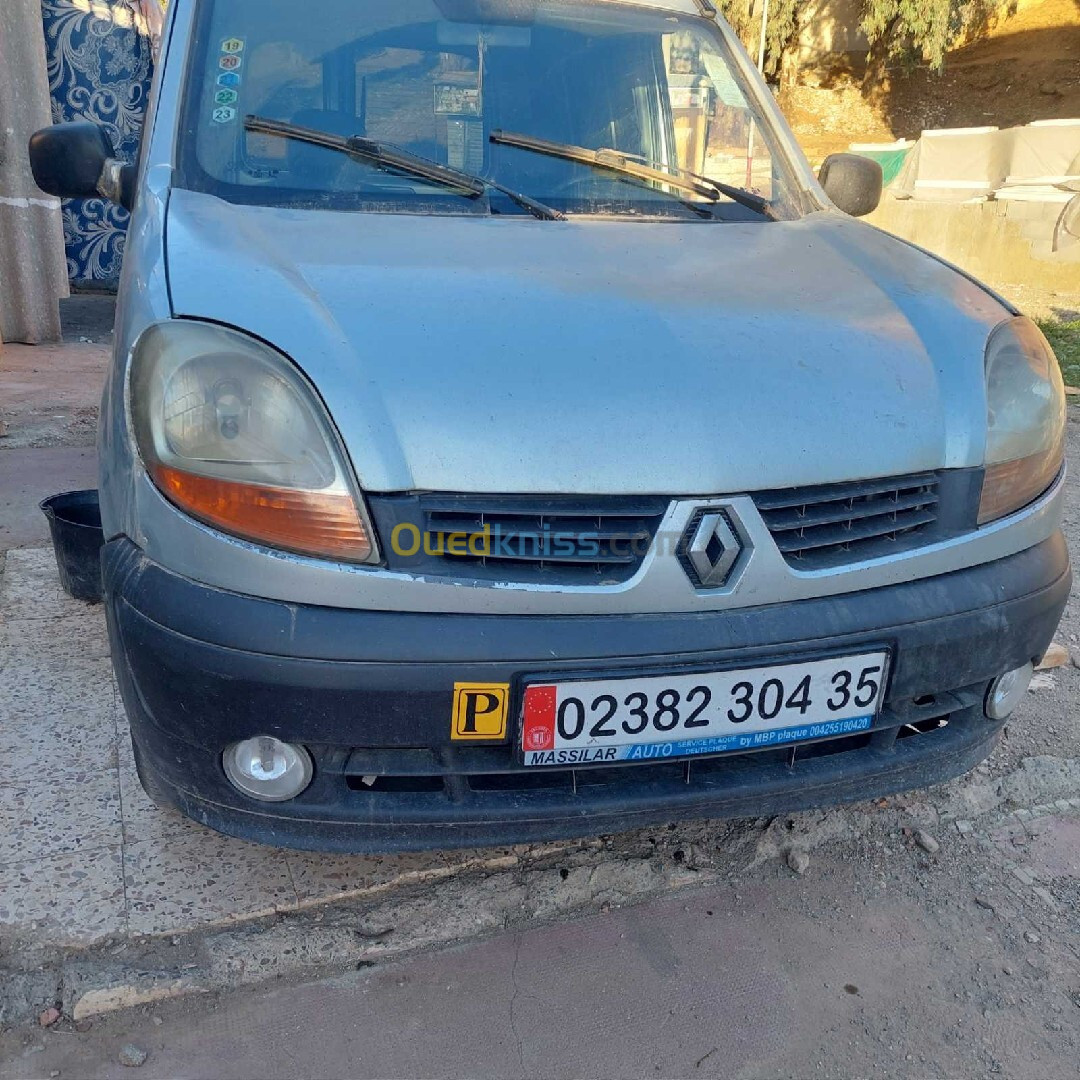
[8,830,1079,1080]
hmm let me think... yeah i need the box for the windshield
[178,0,808,221]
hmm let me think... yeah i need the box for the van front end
[104,465,1069,852]
[69,0,1071,852]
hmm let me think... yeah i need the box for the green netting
[852,148,913,187]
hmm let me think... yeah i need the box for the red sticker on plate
[521,685,556,752]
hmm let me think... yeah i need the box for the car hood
[166,190,1007,494]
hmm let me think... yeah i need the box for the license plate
[519,652,888,767]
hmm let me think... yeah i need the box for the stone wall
[868,197,1080,293]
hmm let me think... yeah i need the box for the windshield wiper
[245,116,564,221]
[489,130,775,219]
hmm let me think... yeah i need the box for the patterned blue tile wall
[40,0,153,287]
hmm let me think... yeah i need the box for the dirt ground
[0,296,113,453]
[784,0,1080,164]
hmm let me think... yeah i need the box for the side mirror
[818,153,883,218]
[28,122,136,211]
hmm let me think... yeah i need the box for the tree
[713,0,1006,79]
[860,0,1002,72]
[714,0,800,76]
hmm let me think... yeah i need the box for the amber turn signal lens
[152,465,373,561]
[977,446,1063,526]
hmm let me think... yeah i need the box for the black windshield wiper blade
[654,162,774,219]
[245,116,564,221]
[490,129,714,218]
[489,129,775,219]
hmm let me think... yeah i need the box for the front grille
[754,473,941,569]
[368,494,670,585]
[418,496,669,584]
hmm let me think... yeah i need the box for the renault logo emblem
[683,510,742,589]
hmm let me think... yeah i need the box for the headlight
[978,316,1065,525]
[130,321,378,562]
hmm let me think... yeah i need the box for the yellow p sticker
[451,682,510,740]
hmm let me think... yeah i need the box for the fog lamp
[223,736,313,802]
[985,662,1034,720]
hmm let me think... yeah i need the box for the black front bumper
[104,534,1070,853]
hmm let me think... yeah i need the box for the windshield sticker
[434,84,481,117]
[212,37,244,123]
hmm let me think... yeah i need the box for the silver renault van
[31,0,1069,852]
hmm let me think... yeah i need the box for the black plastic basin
[40,489,104,602]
